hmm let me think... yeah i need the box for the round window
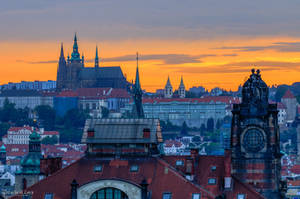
[242,128,265,152]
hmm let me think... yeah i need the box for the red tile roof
[43,131,59,136]
[282,90,295,99]
[164,140,183,147]
[8,126,35,132]
[56,88,130,99]
[142,96,240,104]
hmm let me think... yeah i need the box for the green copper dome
[29,130,41,141]
[0,145,6,153]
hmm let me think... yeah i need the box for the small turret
[178,76,186,98]
[0,144,6,165]
[164,76,173,98]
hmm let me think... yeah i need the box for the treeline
[0,99,90,143]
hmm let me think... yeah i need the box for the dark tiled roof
[84,118,162,144]
[282,90,295,99]
[79,66,125,80]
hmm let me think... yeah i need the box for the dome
[0,145,6,153]
[29,130,41,141]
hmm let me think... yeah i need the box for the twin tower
[164,76,186,98]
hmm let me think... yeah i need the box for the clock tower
[231,69,284,198]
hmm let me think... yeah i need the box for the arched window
[90,187,128,199]
[22,178,27,190]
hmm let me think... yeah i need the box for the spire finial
[135,52,141,89]
[95,46,99,68]
[132,52,144,119]
[71,33,80,62]
[60,43,64,58]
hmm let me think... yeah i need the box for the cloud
[18,53,219,65]
[216,42,300,52]
[173,60,300,74]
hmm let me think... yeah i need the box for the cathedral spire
[95,46,99,68]
[132,52,144,118]
[178,76,185,98]
[60,43,65,59]
[71,33,81,62]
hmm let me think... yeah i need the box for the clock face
[242,128,265,152]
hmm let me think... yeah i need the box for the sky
[2,0,300,91]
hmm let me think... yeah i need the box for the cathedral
[56,34,128,90]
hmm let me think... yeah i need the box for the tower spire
[132,52,144,118]
[95,46,99,68]
[60,43,65,59]
[71,33,81,62]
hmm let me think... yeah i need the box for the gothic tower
[132,53,144,118]
[164,76,173,98]
[56,43,66,90]
[231,69,284,198]
[178,76,186,98]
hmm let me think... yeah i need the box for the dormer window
[237,194,245,199]
[192,193,201,199]
[175,160,184,166]
[44,193,53,199]
[208,178,216,185]
[211,166,216,171]
[130,165,139,172]
[143,128,151,138]
[94,165,102,172]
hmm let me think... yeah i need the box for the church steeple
[178,76,186,98]
[95,46,99,68]
[71,33,81,62]
[59,43,65,60]
[132,52,144,118]
[164,76,173,98]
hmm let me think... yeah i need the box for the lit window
[176,160,184,166]
[94,165,102,172]
[208,178,216,185]
[237,194,245,199]
[211,166,216,171]
[163,192,172,199]
[192,193,201,199]
[130,165,139,172]
[44,193,53,199]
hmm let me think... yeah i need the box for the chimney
[87,128,95,138]
[224,149,232,189]
[185,157,194,181]
[70,179,79,199]
[140,179,148,199]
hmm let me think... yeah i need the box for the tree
[216,119,222,130]
[63,109,88,129]
[35,105,56,130]
[200,123,206,134]
[101,107,109,118]
[206,118,214,132]
[275,86,288,102]
[181,121,188,136]
[41,135,58,145]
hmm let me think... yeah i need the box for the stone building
[281,89,298,121]
[56,34,128,91]
[231,69,285,199]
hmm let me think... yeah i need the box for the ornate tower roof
[165,76,172,88]
[0,144,6,153]
[241,69,269,115]
[70,33,81,62]
[132,52,144,118]
[95,46,99,68]
[179,76,185,88]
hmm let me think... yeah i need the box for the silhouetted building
[231,69,285,199]
[56,34,128,90]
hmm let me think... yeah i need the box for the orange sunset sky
[1,1,300,92]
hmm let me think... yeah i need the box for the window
[237,194,245,199]
[175,160,184,166]
[44,193,53,199]
[130,165,139,172]
[94,165,102,172]
[163,192,172,199]
[90,188,128,199]
[211,166,216,171]
[192,193,201,199]
[208,178,216,185]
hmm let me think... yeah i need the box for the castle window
[94,165,102,172]
[44,193,53,199]
[130,165,139,172]
[237,194,245,199]
[211,166,216,171]
[208,178,216,185]
[163,192,172,199]
[175,160,184,166]
[192,193,201,199]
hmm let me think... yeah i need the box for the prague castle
[56,34,128,90]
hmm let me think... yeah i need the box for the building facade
[56,34,128,91]
[231,69,285,198]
